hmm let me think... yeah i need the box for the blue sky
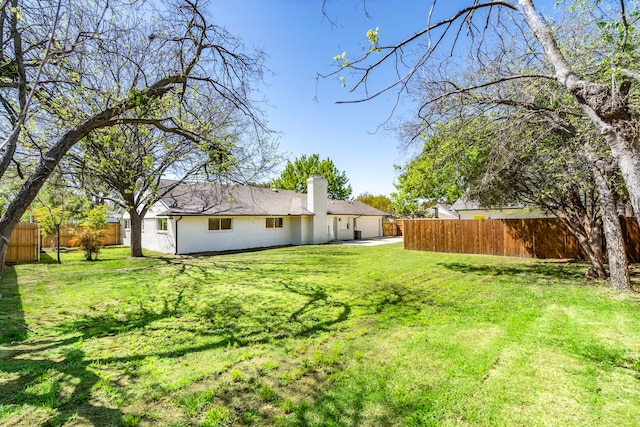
[209,0,430,197]
[209,1,560,197]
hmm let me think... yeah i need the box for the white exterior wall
[122,222,130,246]
[458,208,548,220]
[122,203,176,254]
[328,215,384,240]
[289,216,314,245]
[330,216,354,241]
[356,216,382,238]
[141,217,176,253]
[176,215,297,254]
[434,205,458,219]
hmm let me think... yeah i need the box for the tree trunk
[0,78,179,274]
[519,0,640,227]
[0,238,8,273]
[0,110,130,274]
[56,224,61,264]
[591,161,631,291]
[128,209,144,258]
[562,216,607,279]
[607,139,640,222]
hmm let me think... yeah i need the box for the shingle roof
[156,180,388,217]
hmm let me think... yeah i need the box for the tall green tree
[393,119,490,207]
[395,105,631,287]
[355,193,392,213]
[271,154,352,200]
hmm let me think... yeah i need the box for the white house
[434,203,459,219]
[451,196,549,220]
[121,176,388,255]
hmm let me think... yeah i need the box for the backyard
[1,243,640,426]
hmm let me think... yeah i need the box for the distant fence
[7,222,39,263]
[383,220,404,237]
[6,222,121,264]
[403,218,640,262]
[40,223,121,248]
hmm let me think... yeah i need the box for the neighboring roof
[451,196,526,211]
[156,180,387,217]
[434,203,459,219]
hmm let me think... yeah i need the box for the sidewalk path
[330,236,403,246]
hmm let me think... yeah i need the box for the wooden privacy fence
[403,218,640,262]
[7,222,39,263]
[41,223,121,248]
[6,222,122,264]
[382,220,404,237]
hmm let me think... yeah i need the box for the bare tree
[0,0,267,270]
[327,0,640,289]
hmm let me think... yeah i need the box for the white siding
[176,215,296,254]
[142,217,176,253]
[327,215,384,241]
[458,208,548,220]
[122,205,176,254]
[328,216,354,241]
[289,216,314,245]
[356,217,382,238]
[121,196,385,254]
[122,223,130,246]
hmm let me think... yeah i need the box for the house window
[208,218,232,231]
[157,218,168,232]
[124,219,130,229]
[265,217,283,228]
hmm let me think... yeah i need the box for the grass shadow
[56,282,188,338]
[0,344,125,425]
[439,260,588,283]
[0,265,27,344]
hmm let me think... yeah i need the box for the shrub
[69,229,105,260]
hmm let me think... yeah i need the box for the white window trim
[157,218,168,233]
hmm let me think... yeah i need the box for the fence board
[621,218,640,263]
[7,222,39,263]
[404,217,638,261]
[41,223,121,248]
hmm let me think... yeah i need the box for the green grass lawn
[2,244,640,426]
